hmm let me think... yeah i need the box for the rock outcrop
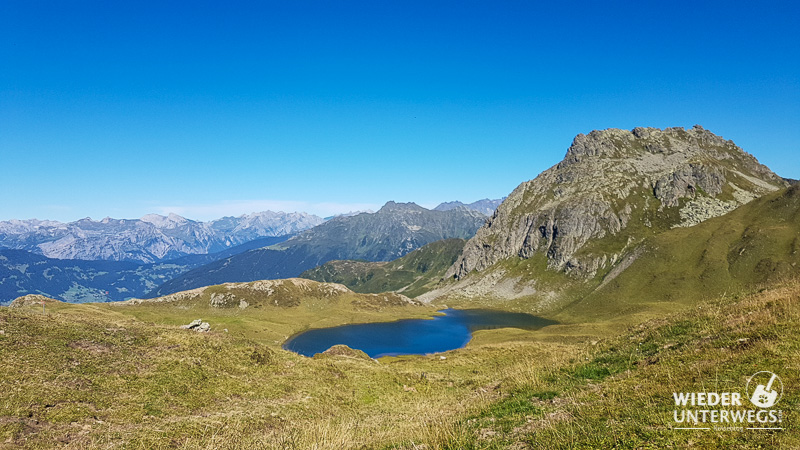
[8,294,60,308]
[180,319,211,332]
[446,126,787,280]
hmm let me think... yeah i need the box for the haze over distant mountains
[434,198,505,216]
[0,235,292,305]
[0,211,323,263]
[0,201,490,304]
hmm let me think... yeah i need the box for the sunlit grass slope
[300,238,466,298]
[562,183,800,323]
[413,279,800,449]
[0,290,571,449]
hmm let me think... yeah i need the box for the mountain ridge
[434,198,505,216]
[300,238,466,297]
[0,234,292,305]
[0,211,323,263]
[150,202,486,297]
[445,126,788,283]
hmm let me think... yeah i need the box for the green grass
[560,185,800,324]
[0,300,571,449]
[300,239,466,298]
[3,276,799,449]
[417,279,800,449]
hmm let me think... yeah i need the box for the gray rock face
[0,211,324,263]
[276,201,487,263]
[447,126,787,280]
[180,319,210,332]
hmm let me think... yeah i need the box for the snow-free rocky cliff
[0,211,323,263]
[446,126,788,281]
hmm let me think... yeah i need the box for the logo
[747,371,782,409]
[672,370,785,431]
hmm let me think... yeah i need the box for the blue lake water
[283,308,557,358]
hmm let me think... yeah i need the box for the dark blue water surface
[283,309,557,358]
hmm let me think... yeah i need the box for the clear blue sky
[2,0,798,221]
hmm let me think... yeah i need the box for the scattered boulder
[180,319,211,332]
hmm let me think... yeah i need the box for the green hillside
[424,279,800,449]
[560,183,800,322]
[300,238,465,297]
[2,273,798,448]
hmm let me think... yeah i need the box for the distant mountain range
[149,202,486,297]
[434,198,505,216]
[0,235,291,305]
[0,201,493,304]
[0,211,323,263]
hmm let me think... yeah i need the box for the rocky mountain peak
[140,213,190,228]
[446,126,788,281]
[561,126,750,167]
[378,201,427,213]
[434,198,505,216]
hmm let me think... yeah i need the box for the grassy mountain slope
[300,238,465,297]
[429,185,800,329]
[559,183,800,322]
[446,127,787,286]
[420,279,800,449]
[151,203,485,297]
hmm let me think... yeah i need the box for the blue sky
[1,1,798,221]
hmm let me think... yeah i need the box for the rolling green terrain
[1,273,797,448]
[300,238,466,298]
[423,279,800,449]
[2,184,798,448]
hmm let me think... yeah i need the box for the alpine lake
[284,308,557,358]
